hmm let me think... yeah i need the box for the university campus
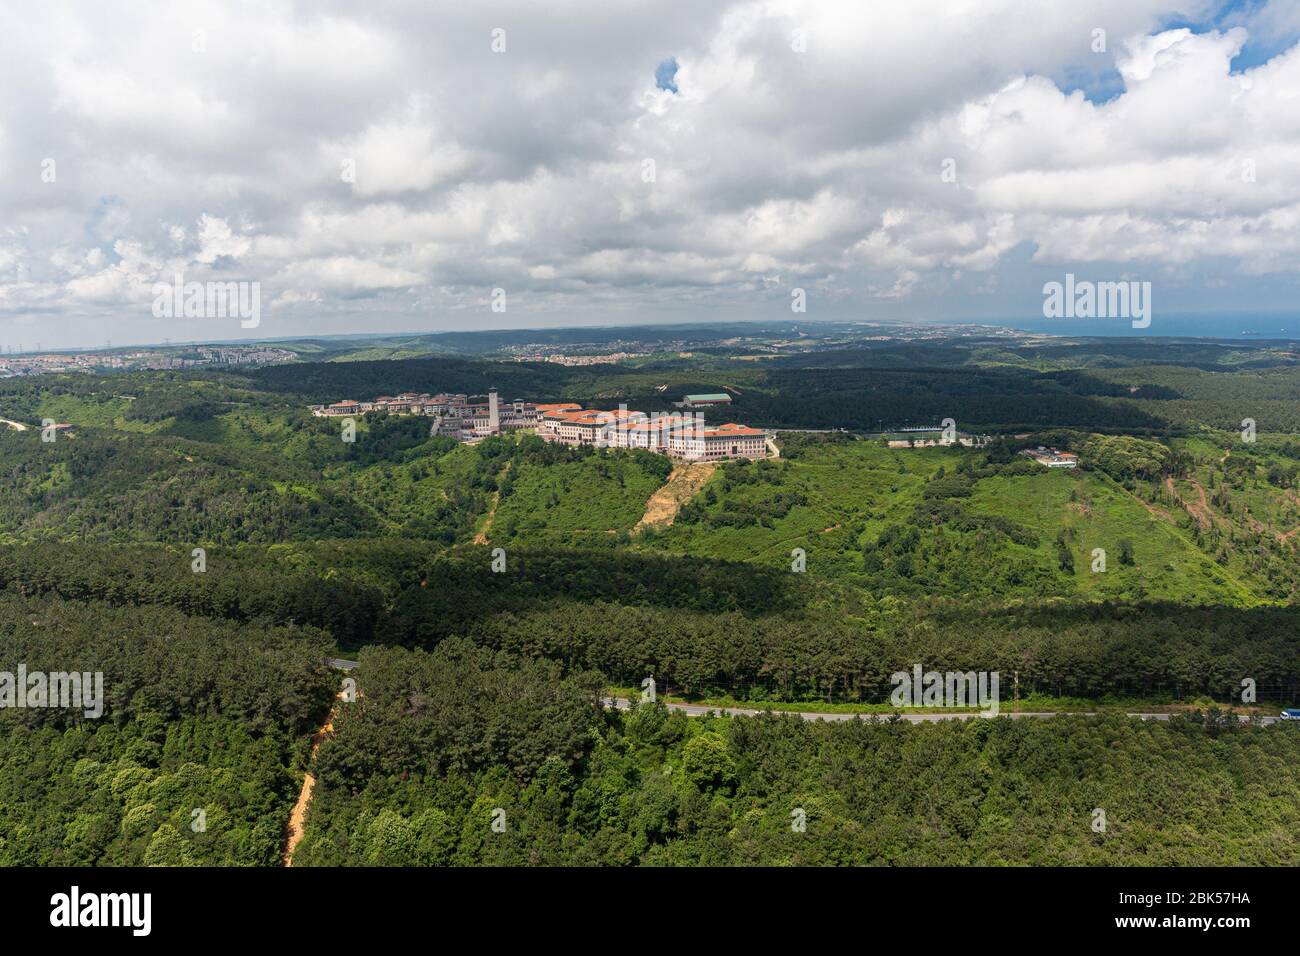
[311,390,773,462]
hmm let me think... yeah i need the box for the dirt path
[0,418,28,431]
[1130,489,1174,523]
[473,492,499,545]
[1166,476,1217,530]
[635,462,717,531]
[1244,512,1293,544]
[605,697,1279,724]
[1173,475,1300,544]
[1277,491,1300,543]
[1168,474,1300,545]
[283,694,344,867]
[1211,482,1298,545]
[472,461,512,545]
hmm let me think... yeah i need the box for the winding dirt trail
[1167,475,1300,545]
[283,693,345,867]
[1276,490,1300,543]
[1165,476,1218,530]
[473,493,499,545]
[1127,486,1174,523]
[472,461,512,545]
[635,462,716,531]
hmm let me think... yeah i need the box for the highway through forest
[604,698,1280,724]
[326,662,1281,725]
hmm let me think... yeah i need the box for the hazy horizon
[10,309,1300,356]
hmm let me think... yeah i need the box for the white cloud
[326,97,474,197]
[277,256,425,292]
[195,216,251,264]
[0,0,1298,346]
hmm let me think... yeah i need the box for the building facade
[667,421,768,461]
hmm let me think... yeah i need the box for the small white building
[1021,446,1079,468]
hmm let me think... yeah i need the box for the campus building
[313,390,542,439]
[312,393,770,461]
[537,405,769,461]
[537,407,647,446]
[666,421,769,461]
[318,400,361,416]
[1021,446,1079,468]
[428,393,541,439]
[680,393,732,409]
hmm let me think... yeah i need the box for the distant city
[0,345,296,378]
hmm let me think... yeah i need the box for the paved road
[605,697,1280,725]
[327,662,1282,726]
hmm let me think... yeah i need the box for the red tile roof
[712,423,767,436]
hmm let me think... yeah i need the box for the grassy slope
[492,454,667,543]
[35,393,164,433]
[643,442,936,576]
[967,470,1252,604]
[637,440,1280,604]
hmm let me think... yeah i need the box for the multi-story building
[420,394,469,414]
[667,421,768,461]
[604,413,693,451]
[317,400,360,416]
[427,392,542,438]
[539,408,644,445]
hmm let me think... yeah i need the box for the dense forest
[294,644,1300,866]
[0,596,332,865]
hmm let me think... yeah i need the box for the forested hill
[3,339,1300,867]
[0,596,332,865]
[246,355,580,405]
[295,643,1300,867]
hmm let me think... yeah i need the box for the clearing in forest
[636,462,717,531]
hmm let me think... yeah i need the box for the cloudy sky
[2,0,1299,349]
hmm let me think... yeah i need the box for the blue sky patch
[655,57,679,93]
